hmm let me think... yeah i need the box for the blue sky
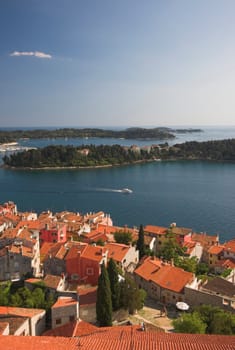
[1,0,235,127]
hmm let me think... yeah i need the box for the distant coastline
[0,127,203,144]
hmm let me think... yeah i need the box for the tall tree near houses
[96,263,112,327]
[107,258,120,311]
[137,224,145,259]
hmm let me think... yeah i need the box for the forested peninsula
[0,127,201,144]
[3,144,159,168]
[3,139,235,169]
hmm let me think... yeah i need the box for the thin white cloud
[10,51,52,59]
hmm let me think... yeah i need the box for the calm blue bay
[1,126,235,242]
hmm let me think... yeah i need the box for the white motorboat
[121,188,133,194]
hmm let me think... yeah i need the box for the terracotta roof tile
[135,257,194,293]
[43,320,99,337]
[81,245,107,262]
[208,245,224,255]
[0,306,45,318]
[0,335,79,350]
[144,225,168,236]
[1,331,235,349]
[43,274,63,289]
[224,239,235,254]
[106,243,130,262]
[52,297,78,309]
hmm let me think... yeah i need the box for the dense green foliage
[114,230,133,245]
[107,258,120,311]
[3,144,158,168]
[0,282,54,310]
[0,127,179,144]
[96,263,112,326]
[157,231,186,262]
[163,139,235,161]
[174,304,235,335]
[173,312,207,334]
[136,224,145,260]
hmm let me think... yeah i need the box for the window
[56,318,62,325]
[69,315,75,322]
[86,267,94,275]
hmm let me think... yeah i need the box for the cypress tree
[136,224,145,259]
[107,258,120,311]
[96,263,112,326]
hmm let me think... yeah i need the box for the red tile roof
[144,225,168,236]
[134,257,163,280]
[224,239,235,254]
[80,245,107,262]
[0,306,45,318]
[135,257,194,293]
[52,297,78,309]
[43,274,63,289]
[1,331,235,349]
[208,245,224,255]
[0,335,79,350]
[43,320,99,337]
[106,242,130,262]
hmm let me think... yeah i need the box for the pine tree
[96,263,112,326]
[107,258,120,311]
[136,224,145,259]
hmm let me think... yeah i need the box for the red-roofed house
[106,242,139,272]
[65,244,107,285]
[0,306,46,335]
[135,257,195,304]
[40,222,67,246]
[51,297,79,329]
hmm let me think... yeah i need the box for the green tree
[196,263,209,276]
[107,258,120,311]
[119,276,146,315]
[136,224,145,259]
[175,256,198,273]
[32,288,46,308]
[114,231,132,245]
[173,313,206,334]
[96,263,112,326]
[0,282,11,306]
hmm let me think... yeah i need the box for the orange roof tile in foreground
[1,331,235,349]
[0,336,79,350]
[144,225,168,235]
[43,320,99,337]
[106,242,131,262]
[52,297,77,309]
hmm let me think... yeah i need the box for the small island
[0,127,202,144]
